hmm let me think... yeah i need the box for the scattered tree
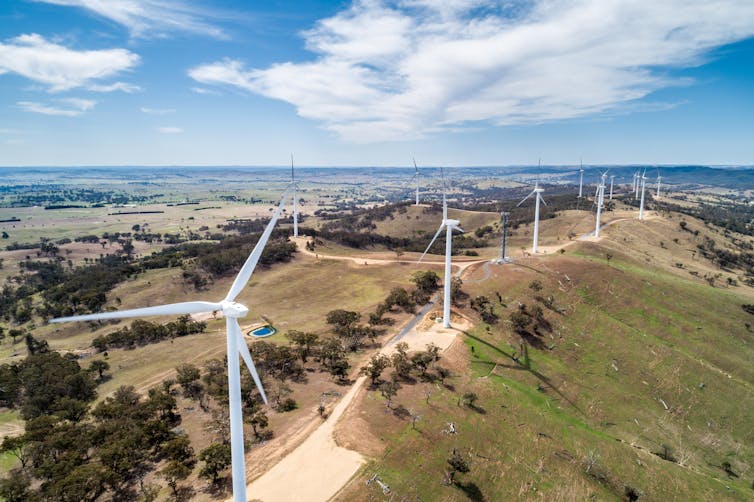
[175,363,203,399]
[446,448,470,485]
[390,342,412,381]
[360,354,391,386]
[379,381,399,409]
[198,443,231,484]
[461,391,479,408]
[88,359,110,381]
[161,461,191,499]
[286,330,319,363]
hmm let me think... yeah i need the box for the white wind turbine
[50,189,292,502]
[634,170,641,199]
[656,170,662,198]
[639,169,648,220]
[412,158,420,206]
[594,171,607,237]
[418,171,463,328]
[291,155,299,238]
[517,180,546,254]
[578,159,584,198]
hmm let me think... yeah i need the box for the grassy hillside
[335,220,754,501]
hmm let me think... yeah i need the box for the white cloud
[189,0,754,142]
[141,107,175,115]
[89,82,141,93]
[157,126,183,134]
[17,97,97,116]
[35,0,226,39]
[191,86,221,95]
[0,33,139,92]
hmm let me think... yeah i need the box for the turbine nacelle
[221,301,249,319]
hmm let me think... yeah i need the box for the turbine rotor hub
[221,301,249,318]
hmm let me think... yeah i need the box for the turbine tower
[500,211,510,263]
[50,189,292,502]
[413,158,420,206]
[639,169,647,220]
[656,171,662,198]
[517,182,546,254]
[418,172,463,328]
[609,175,615,200]
[578,159,584,198]
[291,154,298,238]
[595,172,607,237]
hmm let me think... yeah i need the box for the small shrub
[279,398,298,412]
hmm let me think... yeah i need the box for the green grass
[337,243,754,501]
[0,452,18,472]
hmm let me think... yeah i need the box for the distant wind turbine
[517,180,546,254]
[635,170,641,199]
[412,158,420,206]
[639,169,647,220]
[594,171,607,237]
[656,170,662,198]
[578,159,584,199]
[50,189,293,502]
[418,170,463,328]
[291,154,299,238]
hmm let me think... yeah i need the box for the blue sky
[1,0,753,167]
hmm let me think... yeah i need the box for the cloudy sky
[1,0,753,166]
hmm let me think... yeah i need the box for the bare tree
[408,408,421,430]
[424,386,432,405]
[379,381,399,409]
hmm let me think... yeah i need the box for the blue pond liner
[248,325,277,338]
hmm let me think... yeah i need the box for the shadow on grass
[204,477,231,499]
[392,404,411,419]
[467,403,486,414]
[461,330,585,416]
[454,481,486,501]
[175,486,196,502]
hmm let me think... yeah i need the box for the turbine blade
[225,188,291,302]
[539,194,547,206]
[418,224,445,263]
[442,193,447,221]
[230,318,268,405]
[454,226,465,234]
[516,190,535,207]
[49,301,222,323]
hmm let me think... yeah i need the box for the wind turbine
[639,169,647,220]
[291,155,299,238]
[577,159,584,198]
[418,171,463,328]
[412,158,420,206]
[656,170,662,198]
[594,171,607,237]
[517,181,546,254]
[635,170,641,199]
[49,189,292,502]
